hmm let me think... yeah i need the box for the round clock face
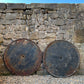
[4,38,42,76]
[43,40,79,77]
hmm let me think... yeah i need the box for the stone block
[73,29,84,43]
[28,25,35,32]
[0,38,3,44]
[29,32,39,40]
[3,31,23,41]
[0,3,6,9]
[57,4,71,9]
[27,3,45,9]
[45,33,56,38]
[27,15,32,20]
[70,4,78,13]
[6,13,18,20]
[48,13,58,19]
[65,19,75,25]
[39,38,55,45]
[0,46,5,56]
[38,39,47,51]
[0,19,26,25]
[38,25,46,31]
[6,13,26,20]
[78,4,84,11]
[25,10,33,15]
[5,9,24,13]
[51,19,65,26]
[78,69,84,75]
[38,31,46,39]
[7,3,26,9]
[27,3,58,10]
[56,30,66,34]
[0,34,3,44]
[3,40,12,46]
[0,13,6,19]
[79,53,84,63]
[45,4,57,10]
[80,62,84,70]
[33,9,41,14]
[3,33,14,40]
[0,13,1,17]
[0,57,10,75]
[76,11,84,20]
[37,69,49,75]
[56,33,64,40]
[0,25,6,34]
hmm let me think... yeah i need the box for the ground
[0,75,84,84]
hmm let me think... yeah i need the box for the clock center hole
[59,56,62,60]
[21,55,25,59]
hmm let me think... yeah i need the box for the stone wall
[0,3,84,75]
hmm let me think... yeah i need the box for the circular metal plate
[43,40,80,77]
[4,38,42,76]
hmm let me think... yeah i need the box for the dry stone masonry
[0,3,84,75]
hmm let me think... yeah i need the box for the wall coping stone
[0,3,83,10]
[7,3,26,9]
[0,3,6,9]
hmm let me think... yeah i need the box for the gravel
[0,75,84,84]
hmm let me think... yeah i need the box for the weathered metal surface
[4,38,42,76]
[43,40,80,77]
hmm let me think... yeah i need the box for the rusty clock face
[4,38,42,76]
[43,40,80,77]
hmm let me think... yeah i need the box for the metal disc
[4,38,42,76]
[43,40,80,77]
